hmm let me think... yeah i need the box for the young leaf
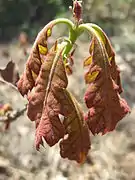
[84,37,130,135]
[17,18,75,96]
[17,23,54,96]
[72,0,82,24]
[26,42,73,149]
[98,29,122,93]
[18,39,91,163]
[84,37,101,84]
[15,0,131,163]
[87,24,123,93]
[59,90,91,163]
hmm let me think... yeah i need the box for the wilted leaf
[109,55,122,94]
[84,37,130,135]
[100,32,122,93]
[18,39,81,150]
[84,37,101,84]
[17,32,91,162]
[83,37,94,67]
[26,42,73,149]
[0,60,20,86]
[59,90,91,163]
[90,25,123,93]
[17,24,54,96]
[18,40,91,163]
[84,28,122,94]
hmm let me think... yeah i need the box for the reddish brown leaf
[83,37,101,84]
[59,90,91,163]
[85,72,130,134]
[110,55,122,94]
[16,19,91,162]
[73,0,82,22]
[17,24,54,96]
[84,37,130,135]
[95,28,123,93]
[84,35,122,93]
[26,43,72,149]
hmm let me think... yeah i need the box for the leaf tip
[77,151,87,164]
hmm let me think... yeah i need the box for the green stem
[62,27,77,58]
[35,18,83,62]
[86,23,115,52]
[37,18,82,60]
[78,24,108,61]
[52,18,77,58]
[86,23,106,40]
[34,18,74,47]
[62,26,84,61]
[53,18,74,28]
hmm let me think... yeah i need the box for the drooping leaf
[17,39,91,163]
[26,42,74,149]
[89,25,123,93]
[99,31,122,93]
[109,55,122,94]
[84,27,122,94]
[84,37,130,135]
[83,37,94,67]
[84,37,101,84]
[59,90,91,163]
[17,24,53,96]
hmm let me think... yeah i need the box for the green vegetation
[0,0,72,41]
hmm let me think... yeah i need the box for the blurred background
[0,0,135,180]
[0,0,135,41]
